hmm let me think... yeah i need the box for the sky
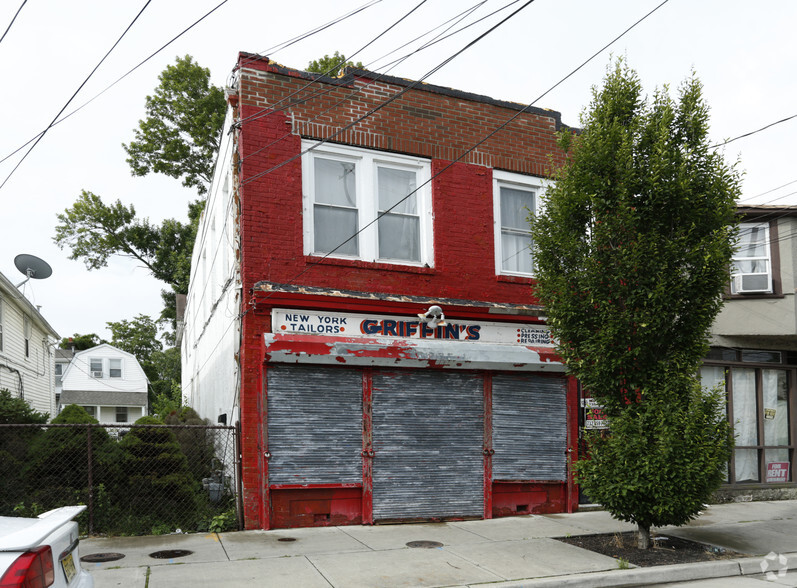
[1,0,795,344]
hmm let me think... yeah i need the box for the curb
[479,552,797,588]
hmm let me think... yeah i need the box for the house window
[731,222,771,294]
[23,315,31,358]
[109,358,122,378]
[303,142,432,265]
[702,350,794,485]
[116,406,128,423]
[55,363,63,387]
[0,296,4,352]
[82,406,96,418]
[90,358,103,378]
[493,171,548,276]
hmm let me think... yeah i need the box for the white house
[0,270,59,416]
[60,343,148,424]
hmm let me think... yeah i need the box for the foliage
[118,415,205,534]
[58,333,105,350]
[0,389,48,510]
[306,51,364,77]
[123,55,226,195]
[208,508,237,533]
[531,60,740,548]
[163,407,215,483]
[25,405,121,512]
[0,388,49,424]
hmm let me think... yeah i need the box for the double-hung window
[731,222,771,294]
[303,142,432,266]
[493,171,548,276]
[90,358,103,378]
[23,315,31,358]
[109,358,122,378]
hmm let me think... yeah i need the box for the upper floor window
[731,222,771,294]
[493,171,548,276]
[23,315,31,358]
[55,363,63,387]
[0,296,4,352]
[109,358,122,378]
[90,358,103,378]
[302,142,433,266]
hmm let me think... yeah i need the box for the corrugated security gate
[492,374,567,480]
[267,366,362,484]
[372,370,484,520]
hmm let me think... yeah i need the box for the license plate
[61,552,77,584]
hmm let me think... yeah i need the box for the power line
[0,0,154,192]
[0,0,230,168]
[711,113,797,149]
[0,0,26,46]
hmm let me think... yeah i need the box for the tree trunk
[637,523,652,549]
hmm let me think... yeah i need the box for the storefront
[260,308,577,528]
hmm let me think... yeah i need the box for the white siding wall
[0,289,57,416]
[62,345,148,392]
[182,107,241,425]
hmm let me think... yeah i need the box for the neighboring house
[54,348,74,413]
[182,54,575,530]
[60,343,148,425]
[0,270,59,416]
[704,206,797,497]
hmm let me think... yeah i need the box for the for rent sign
[766,462,790,483]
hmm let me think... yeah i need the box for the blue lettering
[444,324,459,339]
[466,325,481,340]
[361,319,380,335]
[383,320,398,336]
[420,323,435,338]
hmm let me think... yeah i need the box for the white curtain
[732,368,758,481]
[500,187,535,273]
[314,158,358,255]
[763,369,789,446]
[378,167,419,262]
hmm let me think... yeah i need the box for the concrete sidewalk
[80,500,797,587]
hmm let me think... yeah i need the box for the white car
[0,506,93,587]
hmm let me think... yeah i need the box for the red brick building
[182,52,579,530]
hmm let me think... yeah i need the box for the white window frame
[116,406,129,423]
[109,358,122,378]
[90,358,104,378]
[0,295,3,352]
[82,406,96,418]
[731,222,772,294]
[302,141,433,267]
[493,170,550,277]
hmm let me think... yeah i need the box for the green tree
[58,333,106,350]
[531,60,739,549]
[123,55,226,195]
[307,51,364,77]
[0,389,48,514]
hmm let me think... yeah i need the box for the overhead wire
[0,0,154,192]
[0,0,26,46]
[0,0,230,168]
[710,113,797,149]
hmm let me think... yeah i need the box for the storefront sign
[766,462,790,483]
[272,309,554,347]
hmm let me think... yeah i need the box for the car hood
[0,506,86,551]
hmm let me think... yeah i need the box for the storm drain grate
[277,537,297,542]
[406,541,444,549]
[81,553,125,563]
[149,550,193,559]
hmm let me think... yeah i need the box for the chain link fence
[0,422,241,536]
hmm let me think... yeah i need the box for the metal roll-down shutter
[372,370,483,520]
[492,374,567,481]
[267,365,362,484]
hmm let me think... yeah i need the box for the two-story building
[0,270,59,416]
[704,206,797,498]
[182,54,578,530]
[60,343,148,425]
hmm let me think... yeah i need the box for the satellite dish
[14,254,53,288]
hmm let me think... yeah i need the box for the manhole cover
[149,550,193,559]
[277,537,297,542]
[406,541,444,548]
[80,552,125,563]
